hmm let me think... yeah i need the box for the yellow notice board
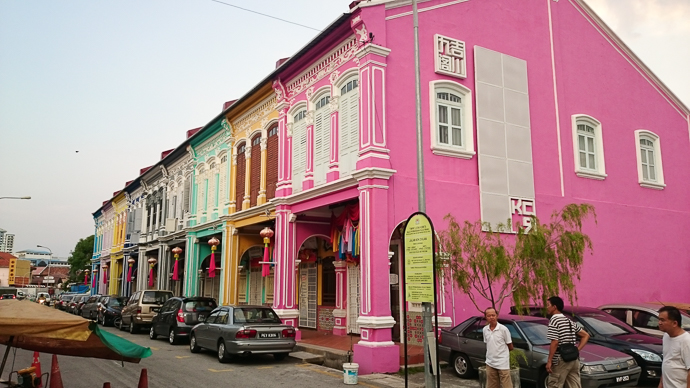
[403,213,435,303]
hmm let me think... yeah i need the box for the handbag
[558,319,580,362]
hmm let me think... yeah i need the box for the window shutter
[339,93,350,174]
[314,101,330,185]
[134,208,142,233]
[183,177,191,213]
[292,120,306,193]
[339,86,359,176]
[348,90,359,173]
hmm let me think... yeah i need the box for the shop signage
[403,213,435,303]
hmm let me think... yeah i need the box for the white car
[599,303,690,338]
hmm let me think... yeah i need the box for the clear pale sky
[1,1,688,258]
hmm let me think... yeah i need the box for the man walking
[658,306,690,388]
[546,296,590,388]
[483,307,513,388]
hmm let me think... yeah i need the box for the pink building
[266,0,690,374]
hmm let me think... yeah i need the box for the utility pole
[412,1,435,387]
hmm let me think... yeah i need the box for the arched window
[339,78,359,175]
[291,107,308,193]
[235,142,246,210]
[571,115,606,180]
[314,92,331,185]
[634,130,665,189]
[266,124,279,200]
[250,134,261,206]
[429,80,474,159]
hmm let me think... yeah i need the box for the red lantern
[207,237,220,278]
[84,269,90,285]
[172,247,183,281]
[127,257,135,282]
[102,264,108,285]
[260,227,274,277]
[148,257,157,287]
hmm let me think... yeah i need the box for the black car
[97,296,127,327]
[80,295,102,320]
[0,294,16,300]
[74,295,90,316]
[149,297,217,345]
[57,295,74,310]
[511,305,663,381]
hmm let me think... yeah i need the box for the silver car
[438,315,641,388]
[189,305,296,363]
[599,303,690,338]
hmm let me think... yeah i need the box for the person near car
[483,307,514,388]
[546,296,590,388]
[658,306,690,388]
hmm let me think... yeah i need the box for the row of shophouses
[91,0,690,374]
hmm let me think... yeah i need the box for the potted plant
[477,349,528,388]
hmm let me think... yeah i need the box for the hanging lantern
[260,227,274,277]
[172,247,183,281]
[148,257,157,288]
[207,237,220,278]
[102,264,108,285]
[127,257,136,283]
[84,269,90,286]
[92,267,97,288]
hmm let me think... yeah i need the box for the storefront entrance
[347,264,361,334]
[299,262,318,328]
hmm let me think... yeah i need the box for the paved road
[0,322,402,388]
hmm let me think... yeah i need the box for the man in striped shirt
[546,296,590,388]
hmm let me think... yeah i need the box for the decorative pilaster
[243,146,251,210]
[258,136,268,205]
[328,95,340,182]
[229,148,238,213]
[222,224,238,305]
[272,203,300,338]
[355,43,392,171]
[352,166,398,374]
[303,110,315,190]
[183,236,200,297]
[332,260,348,335]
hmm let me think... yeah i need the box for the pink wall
[371,0,690,320]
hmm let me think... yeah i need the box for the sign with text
[403,213,435,303]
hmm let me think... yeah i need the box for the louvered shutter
[314,100,331,185]
[292,120,306,193]
[183,176,191,213]
[339,85,359,176]
[339,92,350,174]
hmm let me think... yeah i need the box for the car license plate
[616,376,629,383]
[259,333,278,339]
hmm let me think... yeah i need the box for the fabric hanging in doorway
[330,203,360,263]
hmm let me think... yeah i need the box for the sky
[1,0,688,258]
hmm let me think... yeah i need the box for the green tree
[67,235,95,284]
[439,203,596,314]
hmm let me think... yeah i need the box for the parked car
[599,303,690,338]
[150,297,217,345]
[120,290,173,334]
[439,315,640,388]
[98,295,127,327]
[57,294,74,310]
[67,296,81,314]
[189,305,296,363]
[74,295,90,316]
[647,302,690,316]
[510,305,663,381]
[80,295,102,320]
[0,294,16,300]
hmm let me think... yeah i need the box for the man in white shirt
[658,306,690,388]
[483,307,514,388]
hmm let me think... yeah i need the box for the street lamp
[36,245,53,281]
[0,196,31,200]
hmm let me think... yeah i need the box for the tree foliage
[438,203,596,314]
[67,235,94,283]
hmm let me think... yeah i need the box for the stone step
[288,350,325,365]
[291,343,351,370]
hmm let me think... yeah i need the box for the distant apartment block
[0,228,15,253]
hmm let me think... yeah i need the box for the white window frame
[312,88,331,186]
[289,102,308,193]
[429,80,475,159]
[634,130,665,190]
[571,114,607,180]
[335,71,360,177]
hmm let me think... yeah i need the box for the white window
[291,108,307,193]
[634,130,665,190]
[313,93,331,185]
[571,115,606,180]
[429,81,474,159]
[339,78,359,175]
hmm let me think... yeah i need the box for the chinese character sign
[510,198,536,233]
[435,34,466,79]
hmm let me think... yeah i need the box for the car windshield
[233,308,282,324]
[109,297,127,307]
[142,291,171,305]
[516,320,551,345]
[577,313,636,335]
[185,300,217,312]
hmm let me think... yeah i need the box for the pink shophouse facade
[265,0,690,374]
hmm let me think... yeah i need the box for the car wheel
[149,326,157,340]
[217,340,230,363]
[114,317,122,330]
[189,334,200,353]
[129,321,138,334]
[274,353,288,361]
[169,329,177,345]
[452,353,474,378]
